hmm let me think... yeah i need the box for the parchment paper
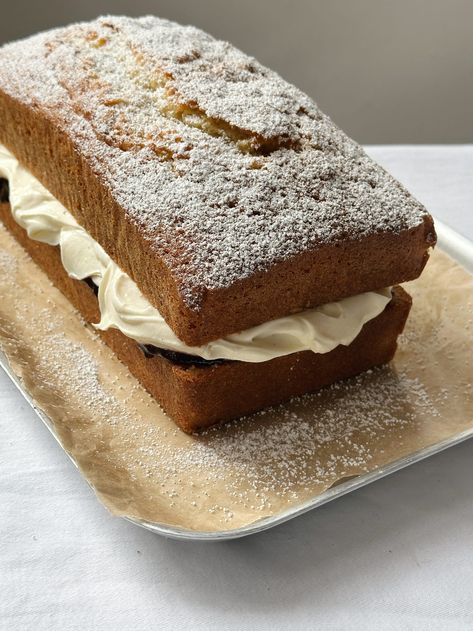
[0,224,472,532]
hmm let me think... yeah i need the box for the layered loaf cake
[0,16,435,432]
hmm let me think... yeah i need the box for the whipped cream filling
[0,144,392,363]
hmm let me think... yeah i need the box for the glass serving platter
[1,218,472,541]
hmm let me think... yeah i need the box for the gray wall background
[1,0,472,144]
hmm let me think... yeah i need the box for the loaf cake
[0,16,435,432]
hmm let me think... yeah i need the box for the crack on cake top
[44,18,309,156]
[0,16,430,308]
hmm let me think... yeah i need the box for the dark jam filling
[83,276,99,296]
[138,343,224,367]
[80,276,221,367]
[0,178,10,203]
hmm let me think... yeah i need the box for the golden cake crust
[0,17,434,345]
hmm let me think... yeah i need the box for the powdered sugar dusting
[37,332,116,411]
[130,368,440,509]
[0,248,18,274]
[0,16,429,307]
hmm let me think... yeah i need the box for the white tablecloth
[1,146,473,631]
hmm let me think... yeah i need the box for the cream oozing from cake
[0,145,392,363]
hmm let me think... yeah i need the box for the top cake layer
[0,16,435,345]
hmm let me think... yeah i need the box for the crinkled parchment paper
[0,224,472,532]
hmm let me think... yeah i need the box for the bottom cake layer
[0,200,412,433]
